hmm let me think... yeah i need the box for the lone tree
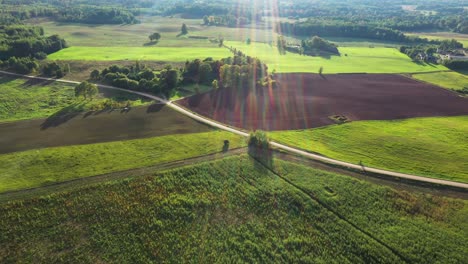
[90,69,100,80]
[318,66,323,75]
[149,32,161,42]
[75,81,98,100]
[181,23,188,35]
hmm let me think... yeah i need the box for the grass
[411,71,468,91]
[0,75,151,122]
[28,16,279,47]
[48,46,232,61]
[0,155,466,263]
[227,41,447,73]
[0,131,245,193]
[269,116,468,183]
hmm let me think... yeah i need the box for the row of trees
[55,7,139,24]
[278,21,439,44]
[202,15,250,27]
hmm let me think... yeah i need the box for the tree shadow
[41,103,85,130]
[222,140,230,153]
[248,145,274,172]
[143,41,159,46]
[21,78,55,87]
[146,103,165,113]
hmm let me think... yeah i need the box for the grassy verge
[227,41,447,73]
[411,71,468,91]
[48,46,231,61]
[0,75,151,122]
[0,131,245,193]
[0,155,465,263]
[269,116,468,182]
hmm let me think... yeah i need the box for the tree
[75,81,98,100]
[246,38,251,45]
[90,69,100,80]
[318,66,323,75]
[149,32,161,42]
[198,63,213,84]
[181,24,188,35]
[277,35,287,55]
[212,79,219,90]
[203,16,209,25]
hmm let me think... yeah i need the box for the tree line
[91,54,274,98]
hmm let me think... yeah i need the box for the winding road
[1,70,467,190]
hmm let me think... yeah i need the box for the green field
[227,41,447,73]
[0,75,150,122]
[270,116,468,183]
[0,131,245,193]
[0,155,466,263]
[411,71,468,91]
[48,46,232,61]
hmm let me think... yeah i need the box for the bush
[248,130,269,149]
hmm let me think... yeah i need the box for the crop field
[270,116,468,183]
[29,16,278,47]
[0,104,218,154]
[48,46,231,61]
[410,71,468,91]
[226,41,447,73]
[0,131,245,193]
[0,155,466,263]
[178,73,468,131]
[0,75,150,122]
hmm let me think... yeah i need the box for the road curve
[1,70,467,190]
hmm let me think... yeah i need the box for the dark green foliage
[442,60,468,70]
[56,7,139,24]
[90,69,100,80]
[276,35,287,55]
[3,56,38,74]
[300,36,339,56]
[0,25,67,60]
[42,61,67,78]
[74,81,98,100]
[181,23,188,35]
[148,32,161,42]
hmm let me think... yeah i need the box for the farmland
[226,41,447,73]
[0,75,150,122]
[0,131,245,193]
[0,155,466,263]
[410,71,468,91]
[269,116,468,183]
[178,73,468,131]
[0,104,215,154]
[48,46,231,61]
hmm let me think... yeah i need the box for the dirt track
[178,73,468,131]
[0,104,211,154]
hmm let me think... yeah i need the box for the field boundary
[1,70,467,190]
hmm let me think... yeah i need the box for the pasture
[270,116,468,183]
[178,73,468,131]
[0,75,150,122]
[411,71,468,91]
[28,16,279,47]
[0,131,245,193]
[48,46,231,61]
[0,155,466,263]
[227,41,447,73]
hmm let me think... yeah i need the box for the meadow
[227,41,447,73]
[269,116,468,183]
[0,131,245,193]
[48,46,231,61]
[0,155,466,263]
[411,71,468,91]
[0,75,150,122]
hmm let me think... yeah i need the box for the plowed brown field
[178,74,468,131]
